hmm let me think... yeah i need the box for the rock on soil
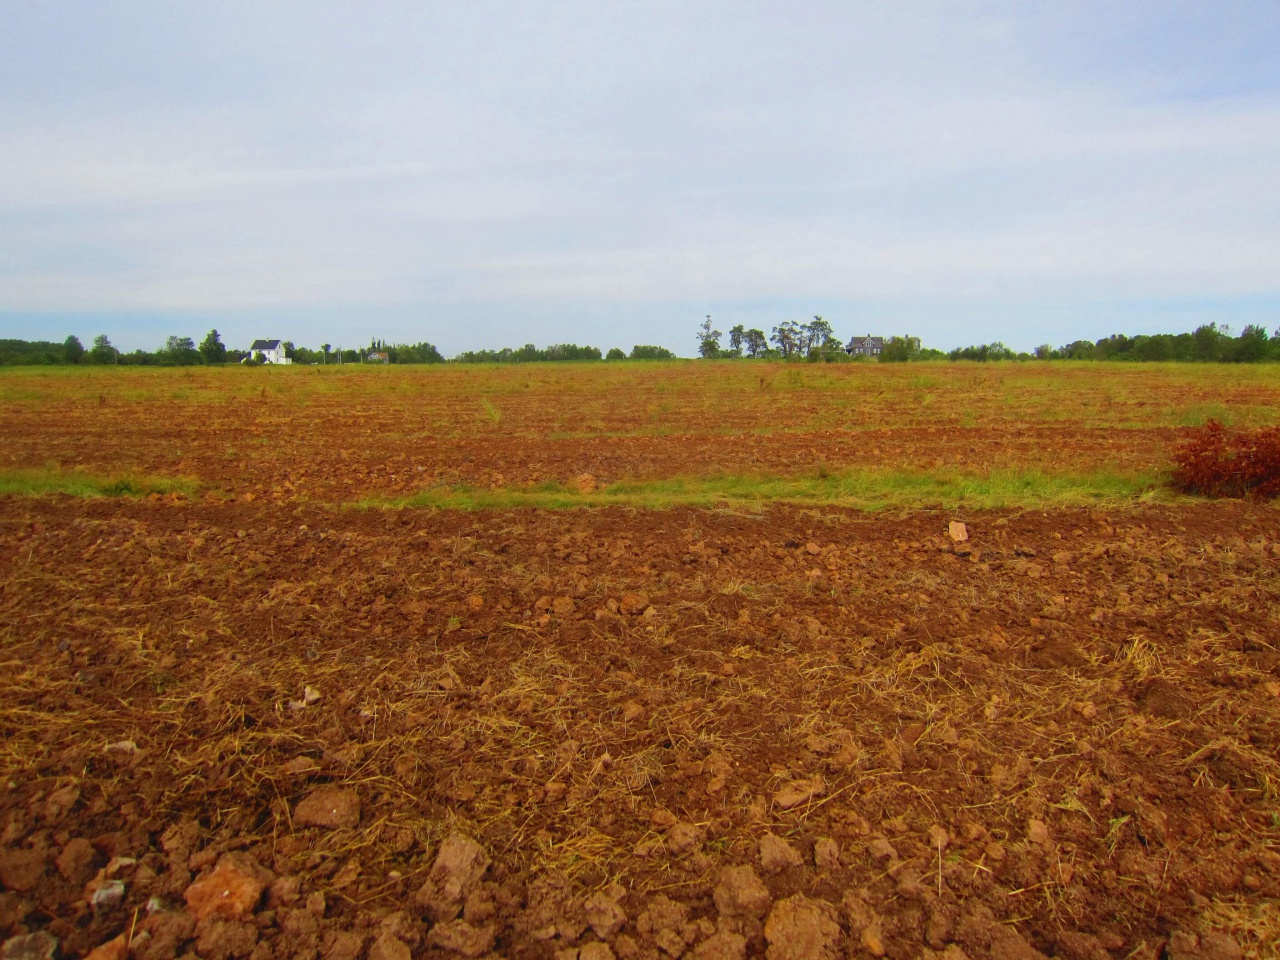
[415,833,491,922]
[2,932,58,960]
[184,853,273,921]
[764,894,842,960]
[758,833,804,873]
[692,931,747,960]
[293,786,361,829]
[713,865,771,919]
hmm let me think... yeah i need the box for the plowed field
[1,363,1279,960]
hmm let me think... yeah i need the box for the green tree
[63,335,85,364]
[199,329,227,364]
[879,336,922,363]
[606,347,627,360]
[321,343,331,365]
[89,334,117,364]
[743,328,768,358]
[163,335,201,365]
[727,324,745,356]
[696,315,723,358]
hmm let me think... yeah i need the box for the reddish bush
[1172,419,1280,499]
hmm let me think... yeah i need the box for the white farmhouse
[247,339,292,364]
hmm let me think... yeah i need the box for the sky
[1,1,1278,356]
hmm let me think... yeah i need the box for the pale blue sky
[1,1,1277,354]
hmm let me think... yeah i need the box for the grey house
[846,335,884,358]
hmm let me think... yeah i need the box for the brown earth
[5,363,1278,501]
[2,495,1279,958]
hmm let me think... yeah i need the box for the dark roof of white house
[249,339,282,351]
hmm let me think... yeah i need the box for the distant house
[846,335,884,358]
[247,339,291,364]
[365,351,390,364]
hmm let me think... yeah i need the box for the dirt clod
[758,834,804,873]
[293,786,361,830]
[414,833,491,922]
[425,919,495,957]
[2,932,58,960]
[713,865,771,919]
[763,894,841,960]
[184,853,273,922]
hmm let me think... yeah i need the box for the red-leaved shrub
[1171,419,1280,499]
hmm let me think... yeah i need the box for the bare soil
[2,495,1279,959]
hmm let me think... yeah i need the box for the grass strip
[0,468,197,499]
[370,468,1165,512]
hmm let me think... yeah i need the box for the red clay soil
[1,497,1279,960]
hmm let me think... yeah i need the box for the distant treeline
[3,321,1277,367]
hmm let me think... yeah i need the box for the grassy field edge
[368,467,1168,512]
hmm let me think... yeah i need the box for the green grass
[367,467,1165,513]
[0,468,197,499]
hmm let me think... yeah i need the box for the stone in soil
[184,853,273,922]
[713,865,771,920]
[293,786,361,830]
[2,932,58,960]
[758,833,804,873]
[764,894,842,960]
[414,833,491,922]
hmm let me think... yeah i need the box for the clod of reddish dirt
[82,933,127,960]
[183,853,272,922]
[414,833,491,922]
[583,888,627,939]
[692,930,748,960]
[293,786,361,829]
[764,894,843,960]
[949,521,969,542]
[1166,929,1245,960]
[367,932,411,960]
[0,848,46,893]
[424,919,495,957]
[1,932,57,960]
[758,833,804,873]
[713,865,771,919]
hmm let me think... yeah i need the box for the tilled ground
[2,496,1279,959]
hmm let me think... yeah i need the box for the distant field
[2,360,1279,509]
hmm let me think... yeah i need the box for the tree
[199,329,227,364]
[728,324,745,356]
[163,335,201,365]
[321,343,331,365]
[606,347,627,360]
[631,345,676,359]
[802,316,833,356]
[743,328,768,358]
[879,336,922,363]
[1191,323,1222,362]
[696,315,723,359]
[63,335,84,364]
[89,334,117,364]
[770,321,800,357]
